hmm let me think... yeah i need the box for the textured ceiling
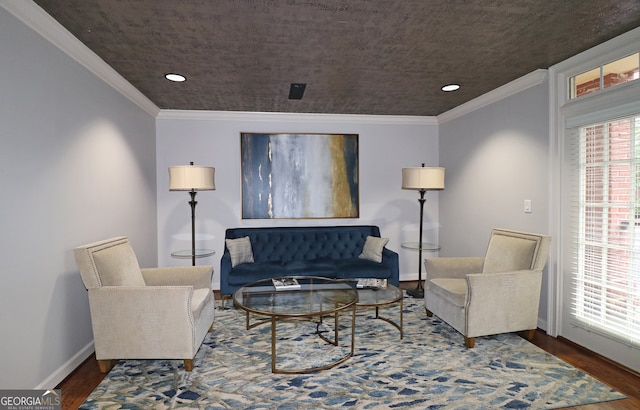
[33,0,640,116]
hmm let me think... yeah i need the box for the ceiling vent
[288,83,306,100]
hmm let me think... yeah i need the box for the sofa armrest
[381,247,400,286]
[219,252,233,295]
[424,257,485,280]
[465,270,542,337]
[141,266,213,290]
[88,286,196,358]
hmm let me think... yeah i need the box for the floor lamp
[169,162,215,266]
[402,164,445,298]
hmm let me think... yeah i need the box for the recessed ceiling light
[165,73,186,82]
[441,84,460,92]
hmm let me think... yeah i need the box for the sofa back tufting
[226,226,379,262]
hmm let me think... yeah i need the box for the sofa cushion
[335,258,391,280]
[227,261,286,285]
[92,243,145,287]
[284,258,338,277]
[483,234,537,273]
[225,236,255,267]
[429,278,467,307]
[358,236,389,263]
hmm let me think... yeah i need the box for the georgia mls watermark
[0,390,61,410]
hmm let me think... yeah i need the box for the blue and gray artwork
[241,133,359,219]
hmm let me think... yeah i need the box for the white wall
[438,73,551,326]
[0,8,157,388]
[156,112,440,287]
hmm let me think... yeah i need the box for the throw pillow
[226,236,255,267]
[358,236,389,263]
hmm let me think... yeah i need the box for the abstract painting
[241,133,359,219]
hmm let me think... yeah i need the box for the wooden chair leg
[426,309,433,317]
[97,359,116,373]
[220,295,230,309]
[184,359,194,372]
[464,337,475,348]
[524,329,536,341]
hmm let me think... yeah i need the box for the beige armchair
[74,236,215,373]
[424,229,551,348]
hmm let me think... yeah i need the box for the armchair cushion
[91,241,145,287]
[429,278,466,307]
[482,233,538,273]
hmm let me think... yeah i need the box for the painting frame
[241,132,359,219]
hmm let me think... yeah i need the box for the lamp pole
[407,188,426,298]
[188,189,198,266]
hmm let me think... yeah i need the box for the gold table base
[244,307,355,374]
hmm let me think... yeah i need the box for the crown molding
[1,1,160,117]
[551,26,640,77]
[157,110,438,125]
[437,69,548,124]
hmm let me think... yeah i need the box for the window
[572,114,640,346]
[570,53,639,99]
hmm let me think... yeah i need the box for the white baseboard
[35,341,95,389]
[537,317,548,333]
[399,272,423,282]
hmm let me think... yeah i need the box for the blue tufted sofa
[220,225,399,297]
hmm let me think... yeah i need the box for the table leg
[271,316,277,373]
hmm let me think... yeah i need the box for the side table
[171,249,215,259]
[401,242,440,298]
[400,242,440,252]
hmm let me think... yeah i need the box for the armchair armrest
[424,257,485,280]
[141,265,213,290]
[465,270,543,337]
[88,286,197,359]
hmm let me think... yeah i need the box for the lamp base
[406,286,424,299]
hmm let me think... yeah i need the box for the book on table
[356,278,387,289]
[272,278,301,290]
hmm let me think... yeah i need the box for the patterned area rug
[80,295,625,409]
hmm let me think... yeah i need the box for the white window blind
[570,114,640,347]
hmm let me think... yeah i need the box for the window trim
[549,26,640,372]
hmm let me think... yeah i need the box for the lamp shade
[169,164,215,191]
[402,167,445,190]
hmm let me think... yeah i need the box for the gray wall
[0,8,157,388]
[438,76,551,326]
[155,114,441,285]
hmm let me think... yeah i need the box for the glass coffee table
[233,276,358,374]
[355,283,404,339]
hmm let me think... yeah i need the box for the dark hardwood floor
[57,283,640,410]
